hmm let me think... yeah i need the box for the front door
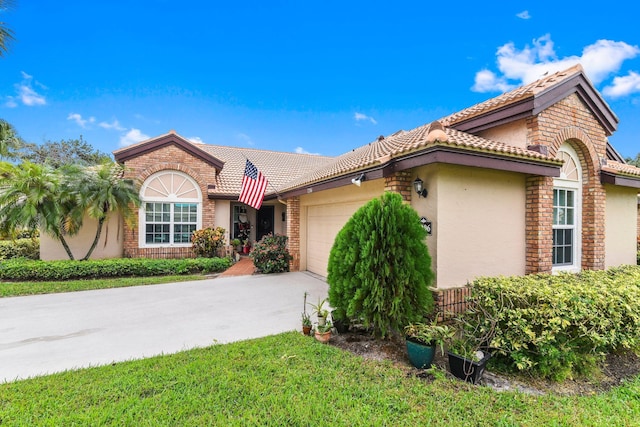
[256,205,274,242]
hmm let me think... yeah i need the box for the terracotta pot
[314,330,331,343]
[302,325,312,335]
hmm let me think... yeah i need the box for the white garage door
[306,201,367,277]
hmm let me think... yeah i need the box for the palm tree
[0,0,15,57]
[0,161,79,259]
[0,119,21,159]
[74,161,140,260]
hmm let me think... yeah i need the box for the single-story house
[41,64,640,292]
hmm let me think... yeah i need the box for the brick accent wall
[525,93,608,272]
[287,196,301,271]
[384,170,412,201]
[121,145,218,259]
[525,175,554,274]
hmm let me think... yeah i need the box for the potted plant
[314,321,333,343]
[447,337,492,384]
[404,320,454,369]
[242,239,251,254]
[302,312,312,335]
[331,307,349,333]
[309,297,329,326]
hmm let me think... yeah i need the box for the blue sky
[1,1,639,158]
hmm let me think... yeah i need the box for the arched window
[552,144,582,272]
[139,171,202,247]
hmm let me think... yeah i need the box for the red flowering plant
[250,234,292,273]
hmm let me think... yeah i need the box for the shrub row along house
[41,64,640,292]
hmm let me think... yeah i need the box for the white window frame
[552,145,582,273]
[138,171,202,248]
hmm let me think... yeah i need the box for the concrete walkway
[0,272,328,383]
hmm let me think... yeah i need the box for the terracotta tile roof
[194,143,333,196]
[441,64,585,127]
[602,160,640,177]
[280,122,561,191]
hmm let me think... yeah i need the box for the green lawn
[0,275,207,297]
[1,332,638,425]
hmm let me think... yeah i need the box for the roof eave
[601,171,640,189]
[114,134,225,171]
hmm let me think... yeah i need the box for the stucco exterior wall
[477,119,529,151]
[430,164,527,288]
[214,200,232,242]
[604,185,638,267]
[40,214,124,260]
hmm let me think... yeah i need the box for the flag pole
[243,156,287,205]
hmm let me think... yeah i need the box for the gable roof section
[113,131,225,171]
[441,64,619,136]
[195,144,333,198]
[280,121,562,195]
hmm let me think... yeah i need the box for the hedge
[0,257,232,281]
[465,265,640,380]
[0,238,40,260]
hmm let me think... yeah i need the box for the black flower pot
[447,350,491,384]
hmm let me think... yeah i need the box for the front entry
[256,205,274,242]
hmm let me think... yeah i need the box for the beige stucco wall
[604,185,638,267]
[214,200,232,242]
[300,179,385,276]
[477,119,528,151]
[40,214,124,260]
[421,164,527,288]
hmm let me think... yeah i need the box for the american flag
[239,159,268,210]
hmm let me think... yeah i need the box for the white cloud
[189,136,205,144]
[603,71,640,98]
[119,128,150,147]
[67,113,96,128]
[236,133,254,146]
[294,146,320,155]
[14,72,47,106]
[354,112,377,124]
[4,97,18,108]
[473,35,640,96]
[99,119,125,131]
[516,10,531,19]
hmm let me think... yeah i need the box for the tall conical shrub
[327,191,434,338]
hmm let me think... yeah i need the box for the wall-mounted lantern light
[413,177,428,198]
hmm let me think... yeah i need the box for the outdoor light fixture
[351,173,365,187]
[413,177,428,198]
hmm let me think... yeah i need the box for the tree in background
[0,119,22,159]
[625,153,640,168]
[19,136,111,168]
[327,192,435,338]
[0,0,14,57]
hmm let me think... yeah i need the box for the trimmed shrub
[250,234,292,274]
[0,238,40,260]
[327,192,435,338]
[0,257,231,281]
[191,227,227,258]
[465,266,640,380]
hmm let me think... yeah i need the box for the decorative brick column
[581,172,606,270]
[286,197,301,271]
[525,175,554,274]
[384,170,412,202]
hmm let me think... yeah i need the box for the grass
[1,332,639,425]
[0,275,207,297]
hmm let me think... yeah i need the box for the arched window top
[141,171,201,202]
[557,144,581,182]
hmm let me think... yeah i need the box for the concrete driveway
[0,272,328,383]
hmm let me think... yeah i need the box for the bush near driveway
[465,265,640,381]
[0,257,231,281]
